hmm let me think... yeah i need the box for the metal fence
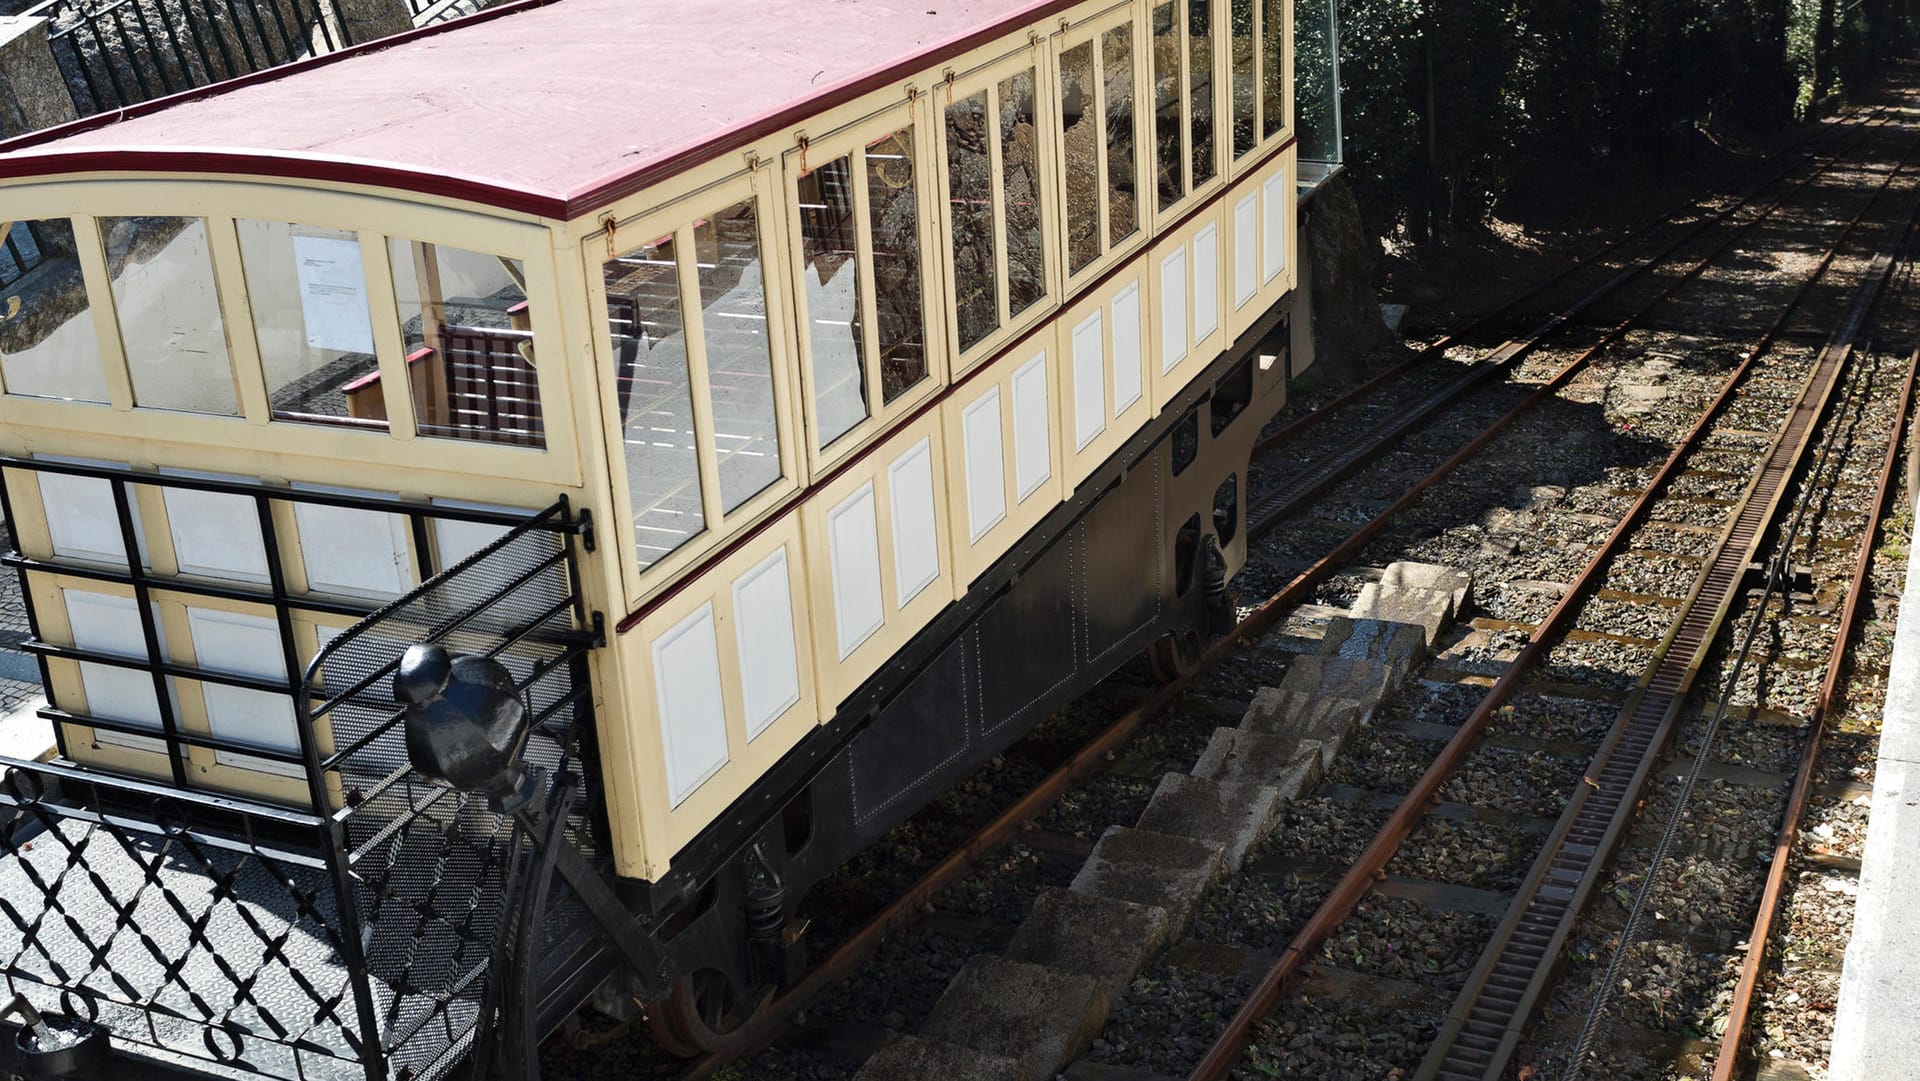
[0,467,609,1080]
[23,0,351,116]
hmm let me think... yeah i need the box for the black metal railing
[0,460,610,1080]
[23,0,349,116]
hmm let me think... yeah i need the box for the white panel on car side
[1234,193,1259,306]
[291,484,413,599]
[1160,248,1188,374]
[827,483,886,658]
[652,603,730,806]
[162,471,270,583]
[1113,282,1144,414]
[62,589,163,750]
[187,606,301,775]
[1011,352,1052,501]
[1071,310,1106,451]
[1194,225,1220,343]
[732,548,802,741]
[962,388,1007,542]
[887,438,941,606]
[37,458,135,566]
[1263,170,1289,284]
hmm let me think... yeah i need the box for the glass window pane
[867,128,929,403]
[947,90,999,352]
[695,200,781,513]
[1153,3,1185,211]
[1000,68,1046,319]
[389,239,544,448]
[1296,0,1341,161]
[604,232,703,571]
[1263,0,1287,138]
[101,216,236,415]
[1189,0,1216,187]
[1061,41,1101,275]
[1105,24,1141,247]
[0,217,107,404]
[798,154,869,449]
[1232,0,1257,157]
[236,221,384,431]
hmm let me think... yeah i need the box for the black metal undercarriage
[0,293,1293,1081]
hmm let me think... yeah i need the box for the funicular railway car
[0,0,1304,1075]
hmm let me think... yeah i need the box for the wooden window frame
[1051,1,1152,291]
[1250,0,1294,159]
[586,166,804,611]
[1146,0,1230,232]
[934,38,1065,378]
[781,98,948,478]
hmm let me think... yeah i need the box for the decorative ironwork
[0,461,613,1080]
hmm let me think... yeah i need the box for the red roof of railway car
[0,0,1060,218]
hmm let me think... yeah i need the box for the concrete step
[1070,826,1226,932]
[1317,615,1427,676]
[1275,654,1395,713]
[1005,887,1169,999]
[1378,561,1473,617]
[1239,685,1366,751]
[921,956,1107,1080]
[1134,772,1280,872]
[856,1034,1031,1081]
[1192,727,1324,794]
[1349,580,1455,648]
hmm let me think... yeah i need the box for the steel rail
[1418,187,1920,1081]
[680,103,1900,1081]
[1186,123,1920,1081]
[1706,335,1920,1080]
[1247,116,1893,542]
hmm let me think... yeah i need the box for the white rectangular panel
[1011,353,1052,501]
[1071,311,1106,451]
[163,473,269,583]
[1194,226,1220,344]
[187,607,300,775]
[1263,171,1289,283]
[38,460,131,566]
[732,549,801,741]
[827,483,886,658]
[63,590,162,749]
[1112,283,1144,414]
[961,389,1007,542]
[652,603,730,805]
[292,486,412,599]
[431,499,518,570]
[1159,248,1188,374]
[887,439,941,606]
[1234,194,1259,306]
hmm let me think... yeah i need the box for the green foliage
[1331,0,1917,239]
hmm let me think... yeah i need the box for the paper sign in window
[293,234,375,355]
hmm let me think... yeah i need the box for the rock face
[1302,174,1411,381]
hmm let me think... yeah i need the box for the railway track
[1191,117,1920,1081]
[536,83,1920,1081]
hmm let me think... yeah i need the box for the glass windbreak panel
[1295,0,1341,161]
[389,239,543,448]
[0,221,44,286]
[1000,68,1046,319]
[101,216,236,415]
[1189,0,1216,187]
[603,232,704,571]
[798,154,868,449]
[1104,24,1140,247]
[0,217,107,404]
[1231,0,1257,158]
[694,200,781,513]
[1263,0,1288,138]
[947,90,1000,352]
[236,221,384,431]
[1152,3,1184,211]
[1060,41,1101,275]
[866,129,929,404]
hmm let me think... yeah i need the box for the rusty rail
[1707,334,1920,1080]
[1188,124,1920,1081]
